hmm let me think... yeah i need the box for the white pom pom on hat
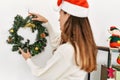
[55,0,89,17]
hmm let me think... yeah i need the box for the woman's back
[34,42,87,80]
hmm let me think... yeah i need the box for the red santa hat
[110,26,119,31]
[57,0,89,17]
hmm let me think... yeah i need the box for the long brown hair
[61,11,98,72]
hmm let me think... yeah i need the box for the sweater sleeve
[42,22,61,50]
[26,50,61,77]
[26,43,74,79]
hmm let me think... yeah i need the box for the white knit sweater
[26,22,87,80]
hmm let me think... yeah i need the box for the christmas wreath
[7,15,48,56]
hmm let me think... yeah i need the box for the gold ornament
[117,40,120,43]
[10,29,14,33]
[35,47,39,51]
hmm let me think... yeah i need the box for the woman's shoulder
[59,42,74,50]
[56,42,75,56]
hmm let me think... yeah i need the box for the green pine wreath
[7,15,48,56]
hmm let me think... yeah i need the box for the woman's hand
[29,12,48,23]
[19,48,32,60]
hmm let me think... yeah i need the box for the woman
[19,0,98,80]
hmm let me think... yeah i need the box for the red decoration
[108,26,120,48]
[116,54,120,65]
[107,67,115,78]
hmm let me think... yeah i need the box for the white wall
[0,0,120,80]
[88,0,120,47]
